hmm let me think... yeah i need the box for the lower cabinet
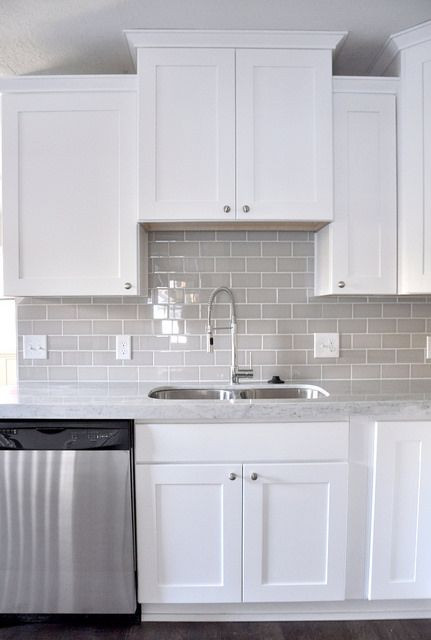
[243,463,348,602]
[369,421,431,600]
[135,464,242,603]
[136,459,349,604]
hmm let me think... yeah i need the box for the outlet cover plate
[314,333,340,358]
[23,335,47,360]
[116,335,131,360]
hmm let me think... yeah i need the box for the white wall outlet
[116,335,131,360]
[426,336,431,360]
[314,333,340,358]
[23,335,47,360]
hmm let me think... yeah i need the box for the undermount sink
[148,384,329,401]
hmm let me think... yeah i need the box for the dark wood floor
[0,620,431,640]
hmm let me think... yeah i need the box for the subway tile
[262,242,292,256]
[292,304,322,319]
[232,242,261,256]
[292,242,314,256]
[367,349,396,363]
[247,320,277,334]
[278,231,309,241]
[19,367,48,381]
[322,304,352,318]
[262,304,292,319]
[108,305,137,320]
[277,257,307,272]
[138,366,169,382]
[108,367,138,382]
[78,367,108,381]
[232,273,261,288]
[352,365,381,379]
[33,320,62,335]
[247,288,277,303]
[49,336,78,350]
[292,273,314,288]
[169,367,200,381]
[236,304,263,319]
[200,273,230,288]
[353,334,381,348]
[216,231,247,241]
[278,289,307,303]
[396,349,424,363]
[262,273,291,288]
[411,364,431,378]
[169,242,200,256]
[185,231,215,241]
[412,303,431,317]
[183,258,215,272]
[382,334,411,348]
[291,365,321,380]
[93,351,118,366]
[248,231,277,240]
[154,351,184,366]
[130,351,154,365]
[200,241,230,256]
[124,320,153,335]
[215,258,245,272]
[278,319,307,333]
[322,365,351,379]
[48,367,78,381]
[353,304,382,318]
[47,305,77,320]
[383,303,412,318]
[397,318,426,332]
[77,304,107,320]
[277,350,307,365]
[247,257,276,272]
[17,305,46,320]
[382,364,410,378]
[92,320,122,335]
[63,352,92,365]
[308,319,338,332]
[367,319,397,333]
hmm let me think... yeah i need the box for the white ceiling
[0,0,430,77]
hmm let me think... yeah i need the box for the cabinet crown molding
[124,29,348,70]
[369,19,431,75]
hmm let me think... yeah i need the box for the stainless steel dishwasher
[0,420,136,615]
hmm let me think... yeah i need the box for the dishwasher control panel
[0,420,131,450]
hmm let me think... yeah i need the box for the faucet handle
[206,327,214,353]
[232,366,254,384]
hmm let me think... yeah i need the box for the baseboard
[141,600,431,622]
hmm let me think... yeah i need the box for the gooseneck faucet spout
[207,286,253,384]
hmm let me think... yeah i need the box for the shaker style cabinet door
[138,48,236,221]
[369,421,431,600]
[2,91,139,297]
[236,49,333,221]
[315,91,397,295]
[135,464,242,603]
[242,462,348,602]
[398,42,431,293]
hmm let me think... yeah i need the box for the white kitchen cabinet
[315,79,397,295]
[130,31,345,223]
[236,49,333,221]
[1,80,142,296]
[393,27,431,293]
[369,421,431,600]
[135,463,242,603]
[138,48,236,221]
[243,462,348,602]
[135,421,349,605]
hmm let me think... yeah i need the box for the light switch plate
[314,333,340,358]
[23,335,47,360]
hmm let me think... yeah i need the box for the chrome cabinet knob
[124,282,132,290]
[223,205,231,213]
[337,281,346,289]
[250,472,258,481]
[242,205,250,213]
[229,472,237,481]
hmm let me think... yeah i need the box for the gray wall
[17,230,431,393]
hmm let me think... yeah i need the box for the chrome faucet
[207,286,254,384]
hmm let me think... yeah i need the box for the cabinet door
[138,48,235,221]
[369,421,431,599]
[315,92,397,295]
[236,49,333,221]
[135,464,242,603]
[398,42,431,293]
[2,91,139,297]
[243,462,348,602]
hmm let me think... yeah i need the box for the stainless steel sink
[148,384,329,400]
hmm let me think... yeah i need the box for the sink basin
[148,384,329,400]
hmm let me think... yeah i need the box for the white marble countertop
[1,381,431,421]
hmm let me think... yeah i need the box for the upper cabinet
[315,78,398,296]
[1,77,144,297]
[126,30,346,223]
[370,22,431,294]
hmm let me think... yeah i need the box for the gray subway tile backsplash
[17,230,431,385]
